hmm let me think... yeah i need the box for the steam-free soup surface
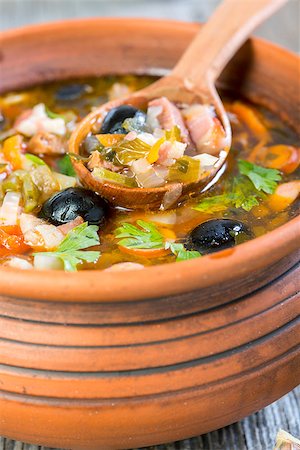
[0,76,299,271]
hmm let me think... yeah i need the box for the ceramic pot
[0,18,299,450]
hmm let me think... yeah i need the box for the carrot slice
[2,134,24,170]
[249,144,300,174]
[268,181,300,211]
[229,102,269,141]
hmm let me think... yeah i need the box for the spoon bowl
[69,0,286,210]
[69,75,230,209]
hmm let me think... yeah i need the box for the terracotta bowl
[0,18,299,450]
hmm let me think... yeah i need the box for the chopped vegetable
[15,103,66,137]
[0,191,21,225]
[92,167,137,187]
[33,222,100,271]
[268,181,300,211]
[238,159,281,194]
[25,153,46,166]
[2,135,23,170]
[229,102,269,141]
[249,144,300,174]
[168,156,201,183]
[0,225,29,256]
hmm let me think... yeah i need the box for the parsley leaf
[34,222,100,271]
[115,220,164,249]
[238,159,281,194]
[57,155,76,177]
[231,176,261,211]
[165,242,201,262]
[193,193,234,213]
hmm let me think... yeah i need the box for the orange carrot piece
[2,135,24,170]
[230,102,269,141]
[249,144,300,174]
[268,181,300,211]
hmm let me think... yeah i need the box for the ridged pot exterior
[0,19,299,450]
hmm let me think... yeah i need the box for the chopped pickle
[22,173,40,212]
[114,138,151,165]
[92,167,137,187]
[168,156,200,183]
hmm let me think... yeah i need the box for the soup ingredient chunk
[39,187,109,226]
[100,105,146,134]
[15,103,66,137]
[186,219,251,254]
[33,221,100,271]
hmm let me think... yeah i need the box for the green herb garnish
[238,159,281,194]
[194,160,280,213]
[115,220,164,249]
[34,222,100,271]
[165,242,201,262]
[57,155,76,177]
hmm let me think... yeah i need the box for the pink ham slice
[148,97,191,144]
[182,104,226,155]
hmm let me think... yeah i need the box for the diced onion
[15,103,66,137]
[131,158,165,188]
[146,105,163,130]
[0,191,21,225]
[5,257,33,270]
[35,224,64,249]
[34,254,64,270]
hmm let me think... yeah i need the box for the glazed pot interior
[0,18,299,301]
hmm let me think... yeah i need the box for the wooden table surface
[0,1,299,449]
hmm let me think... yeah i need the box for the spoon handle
[171,0,287,90]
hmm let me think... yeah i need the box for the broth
[0,75,299,271]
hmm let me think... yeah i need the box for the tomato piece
[2,135,24,170]
[0,225,30,256]
[249,145,300,174]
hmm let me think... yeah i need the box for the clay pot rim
[0,18,299,302]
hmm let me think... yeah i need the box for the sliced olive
[100,105,145,134]
[55,84,87,101]
[186,219,252,254]
[39,187,109,227]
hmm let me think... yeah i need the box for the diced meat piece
[158,141,186,167]
[57,216,84,235]
[105,262,144,272]
[87,151,121,172]
[182,105,226,154]
[147,97,190,143]
[14,103,66,137]
[28,131,66,155]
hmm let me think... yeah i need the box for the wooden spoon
[69,0,287,210]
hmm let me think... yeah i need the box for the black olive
[83,135,103,154]
[39,187,109,227]
[0,112,5,131]
[186,219,252,254]
[100,105,145,134]
[55,84,87,101]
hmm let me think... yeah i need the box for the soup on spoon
[69,0,287,210]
